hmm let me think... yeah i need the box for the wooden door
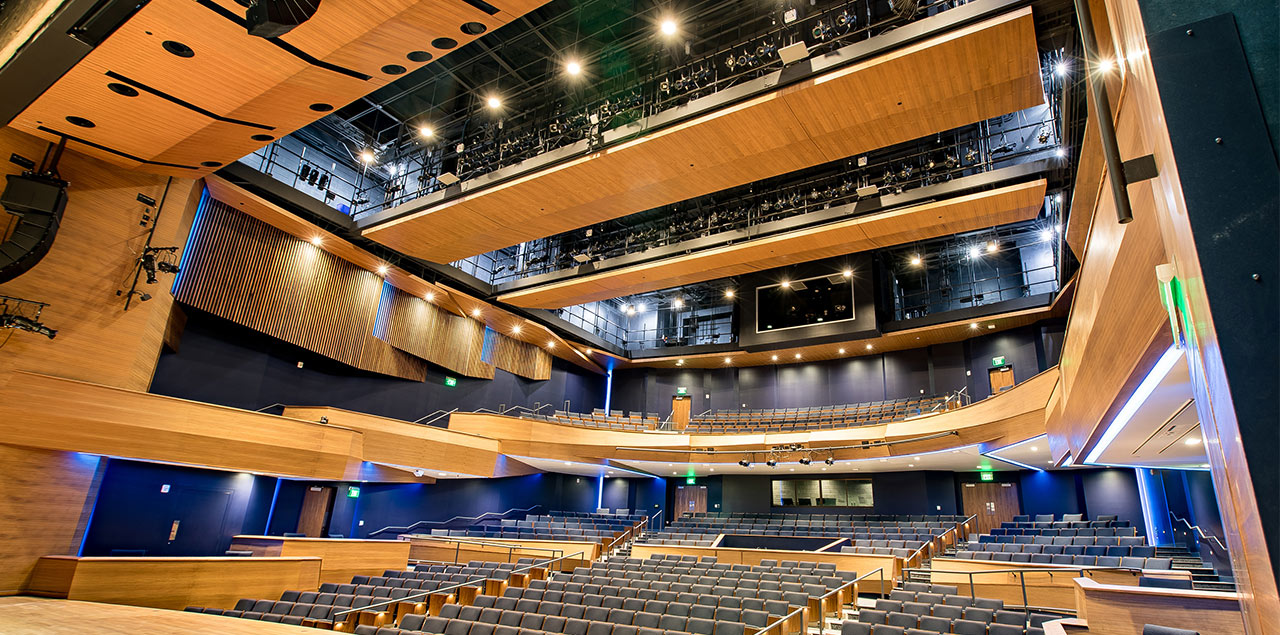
[961,481,1019,537]
[675,485,707,517]
[298,486,335,537]
[989,367,1015,394]
[671,396,692,430]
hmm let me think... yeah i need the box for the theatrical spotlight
[798,456,812,466]
[139,246,180,284]
[825,456,835,466]
[765,457,778,468]
[0,295,57,339]
[0,313,57,339]
[738,458,751,468]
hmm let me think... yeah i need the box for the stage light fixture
[1041,229,1053,242]
[672,298,684,309]
[424,292,435,302]
[1097,58,1114,73]
[566,60,582,76]
[1055,148,1066,158]
[739,458,751,467]
[842,268,852,278]
[765,458,778,468]
[636,303,646,313]
[547,341,556,349]
[512,324,522,334]
[676,359,685,366]
[780,280,790,289]
[659,18,678,36]
[360,150,375,163]
[724,289,735,299]
[486,96,502,109]
[310,235,323,246]
[968,245,981,258]
[910,255,922,266]
[970,322,980,329]
[798,456,811,466]
[376,264,389,276]
[471,308,482,317]
[418,126,434,138]
[1055,61,1069,76]
[825,456,835,466]
[986,241,998,253]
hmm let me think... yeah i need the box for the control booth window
[772,479,873,507]
[756,273,854,333]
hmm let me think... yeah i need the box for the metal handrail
[1169,511,1229,553]
[414,408,457,426]
[366,506,544,538]
[903,565,1146,624]
[405,534,565,569]
[755,604,807,635]
[333,550,586,620]
[647,509,665,533]
[254,402,287,412]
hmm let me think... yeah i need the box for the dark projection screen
[772,479,874,507]
[756,274,855,332]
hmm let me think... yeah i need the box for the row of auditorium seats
[953,551,1171,568]
[839,546,923,559]
[842,582,1056,635]
[965,542,1154,556]
[681,513,969,522]
[998,514,1129,529]
[979,528,1139,539]
[687,396,948,432]
[521,411,656,432]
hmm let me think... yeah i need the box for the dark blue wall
[1080,469,1148,536]
[1018,470,1085,519]
[1183,471,1225,541]
[82,459,275,557]
[151,307,606,421]
[702,472,960,516]
[612,323,1059,417]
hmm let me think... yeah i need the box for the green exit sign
[979,472,994,482]
[991,356,1006,367]
[444,376,458,387]
[347,486,361,498]
[685,476,696,485]
[676,387,688,396]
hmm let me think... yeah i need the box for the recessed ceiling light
[511,325,522,334]
[970,323,980,329]
[376,265,388,276]
[838,348,846,354]
[771,355,778,362]
[471,308,481,317]
[724,357,732,364]
[547,341,556,349]
[865,344,873,350]
[424,292,435,302]
[438,472,447,477]
[794,353,801,359]
[908,464,915,468]
[564,461,572,465]
[310,236,323,246]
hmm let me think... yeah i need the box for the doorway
[675,485,707,516]
[298,486,336,537]
[163,487,232,556]
[961,481,1020,536]
[671,396,692,430]
[989,367,1015,394]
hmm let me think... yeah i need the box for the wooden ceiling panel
[9,0,550,177]
[497,179,1047,309]
[362,8,1043,263]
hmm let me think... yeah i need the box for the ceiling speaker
[245,0,323,38]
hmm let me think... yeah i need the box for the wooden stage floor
[0,597,315,634]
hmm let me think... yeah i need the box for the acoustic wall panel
[172,198,427,380]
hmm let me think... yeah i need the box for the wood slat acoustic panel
[203,176,604,375]
[362,8,1043,263]
[499,179,1047,309]
[8,0,549,176]
[488,329,553,380]
[173,197,428,380]
[380,287,494,379]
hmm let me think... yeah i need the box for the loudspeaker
[245,0,322,38]
[0,174,67,283]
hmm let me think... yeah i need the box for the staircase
[1158,545,1236,592]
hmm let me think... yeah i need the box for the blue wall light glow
[171,187,211,294]
[1084,346,1184,464]
[604,368,614,413]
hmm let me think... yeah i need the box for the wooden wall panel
[0,445,99,594]
[27,555,323,611]
[229,536,409,585]
[1072,578,1245,635]
[172,198,427,380]
[0,127,199,392]
[380,287,493,379]
[491,331,553,381]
